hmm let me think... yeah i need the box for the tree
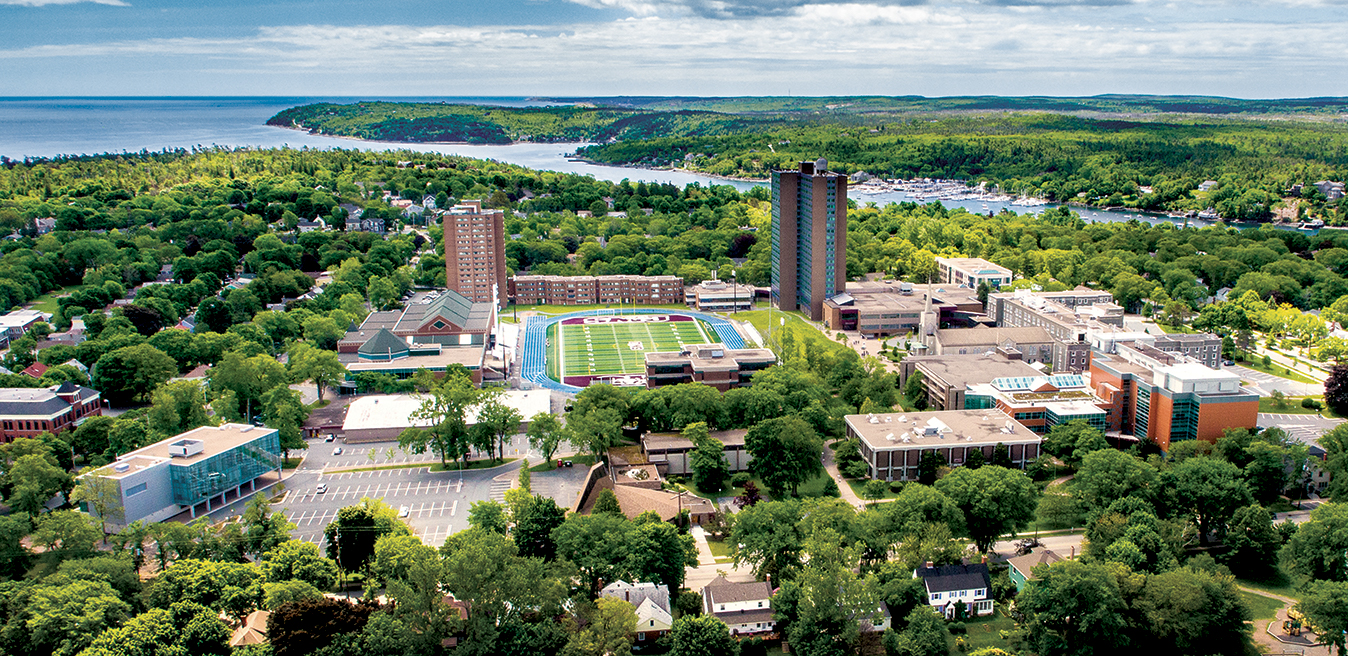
[370,533,438,586]
[92,343,177,404]
[208,350,287,420]
[935,466,1038,552]
[1074,448,1158,514]
[1328,364,1348,416]
[730,499,804,580]
[593,488,624,517]
[735,480,763,508]
[916,451,946,486]
[475,394,522,463]
[861,479,888,505]
[78,602,230,656]
[565,597,638,656]
[441,526,568,652]
[1163,456,1252,544]
[745,415,823,497]
[1225,504,1281,576]
[323,498,412,574]
[147,558,263,623]
[261,385,309,461]
[1042,419,1108,466]
[301,315,345,351]
[288,341,347,401]
[566,407,623,461]
[468,499,509,534]
[883,606,949,656]
[71,475,124,540]
[668,614,739,656]
[687,422,731,492]
[1297,581,1348,656]
[263,580,324,610]
[262,540,339,590]
[526,412,565,463]
[552,513,637,597]
[241,495,296,559]
[400,373,483,468]
[26,578,133,656]
[631,516,698,595]
[268,596,375,656]
[32,510,100,555]
[513,494,567,561]
[8,453,70,515]
[1285,502,1348,581]
[1018,560,1129,656]
[147,380,212,438]
[1131,566,1250,654]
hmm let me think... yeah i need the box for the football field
[545,314,721,386]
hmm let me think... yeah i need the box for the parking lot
[1229,365,1322,397]
[264,435,591,548]
[1258,413,1345,446]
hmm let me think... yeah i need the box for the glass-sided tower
[771,159,847,321]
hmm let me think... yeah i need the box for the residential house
[600,581,673,643]
[701,575,774,636]
[915,561,994,618]
[228,610,270,648]
[296,218,326,233]
[33,217,56,234]
[1006,550,1063,592]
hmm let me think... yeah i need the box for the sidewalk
[821,443,865,509]
[689,526,718,567]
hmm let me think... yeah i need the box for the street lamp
[731,271,738,314]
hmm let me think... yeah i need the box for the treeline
[267,102,778,145]
[581,114,1348,220]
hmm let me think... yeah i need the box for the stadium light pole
[731,271,737,315]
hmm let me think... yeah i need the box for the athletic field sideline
[545,315,722,382]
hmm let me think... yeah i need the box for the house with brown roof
[228,610,270,647]
[572,462,715,524]
[1006,549,1063,592]
[701,575,774,636]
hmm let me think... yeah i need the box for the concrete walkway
[821,443,866,509]
[689,526,718,567]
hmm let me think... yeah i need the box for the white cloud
[0,3,1346,96]
[0,0,128,6]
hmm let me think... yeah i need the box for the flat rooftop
[845,408,1040,449]
[937,257,1012,274]
[643,429,747,452]
[906,354,1043,389]
[645,345,775,370]
[339,345,485,372]
[121,423,277,465]
[933,326,1055,347]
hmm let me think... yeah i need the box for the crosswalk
[490,479,511,502]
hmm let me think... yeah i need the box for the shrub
[1303,398,1324,410]
[822,478,840,497]
[889,480,904,493]
[949,621,967,634]
[730,472,751,487]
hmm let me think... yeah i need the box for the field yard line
[557,322,566,378]
[644,322,657,355]
[612,323,627,373]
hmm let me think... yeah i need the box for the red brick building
[0,382,102,443]
[508,274,684,306]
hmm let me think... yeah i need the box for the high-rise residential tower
[443,200,507,310]
[771,159,847,321]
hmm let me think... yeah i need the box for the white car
[316,483,327,494]
[399,506,410,518]
[332,447,343,456]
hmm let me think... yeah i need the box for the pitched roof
[601,580,672,614]
[358,328,410,358]
[703,576,772,605]
[21,362,48,378]
[915,562,992,594]
[228,610,270,647]
[1005,550,1063,578]
[0,387,72,415]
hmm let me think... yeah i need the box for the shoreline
[270,123,586,150]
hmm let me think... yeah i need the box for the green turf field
[553,318,722,379]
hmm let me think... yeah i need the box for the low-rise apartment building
[508,275,684,306]
[844,409,1043,482]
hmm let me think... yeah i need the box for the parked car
[333,447,343,456]
[563,460,574,467]
[324,434,336,442]
[399,506,410,518]
[1222,359,1235,366]
[316,483,327,494]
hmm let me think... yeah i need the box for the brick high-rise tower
[771,159,847,321]
[443,200,507,310]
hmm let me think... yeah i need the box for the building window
[125,482,148,497]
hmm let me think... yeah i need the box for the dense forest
[267,103,777,145]
[268,100,1348,221]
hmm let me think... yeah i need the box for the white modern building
[340,390,551,442]
[935,257,1012,290]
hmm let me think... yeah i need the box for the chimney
[925,561,934,569]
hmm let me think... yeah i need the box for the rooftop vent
[168,439,205,458]
[113,463,130,473]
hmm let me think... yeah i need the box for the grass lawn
[282,457,303,470]
[949,610,1019,654]
[1234,355,1320,385]
[528,454,598,472]
[28,285,80,315]
[675,470,834,501]
[1239,590,1286,621]
[1236,566,1300,601]
[737,309,853,359]
[844,477,900,500]
[705,539,733,561]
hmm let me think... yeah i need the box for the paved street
[1229,364,1322,397]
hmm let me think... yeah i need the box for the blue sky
[0,0,1342,97]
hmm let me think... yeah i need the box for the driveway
[1229,365,1322,397]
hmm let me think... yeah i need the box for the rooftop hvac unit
[885,433,895,441]
[168,439,205,458]
[113,463,130,473]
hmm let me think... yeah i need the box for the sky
[0,0,1342,98]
